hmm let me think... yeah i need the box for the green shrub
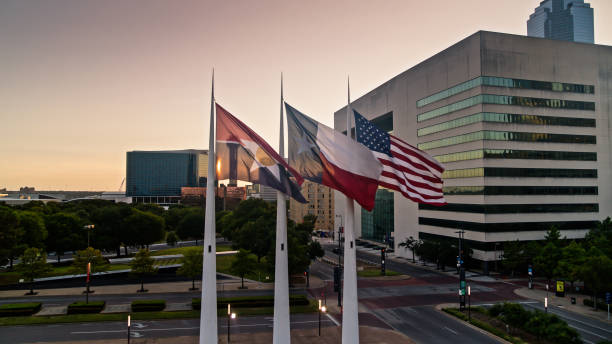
[67,301,105,314]
[583,298,609,311]
[131,300,165,312]
[0,302,42,316]
[192,295,309,310]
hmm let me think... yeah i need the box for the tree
[554,241,586,289]
[166,231,178,246]
[501,240,524,277]
[399,236,420,263]
[123,209,165,248]
[236,217,274,262]
[579,247,612,310]
[177,247,202,290]
[176,209,204,244]
[91,204,128,257]
[230,250,256,289]
[130,248,157,292]
[0,207,24,268]
[17,211,47,249]
[534,242,562,284]
[71,247,109,275]
[45,212,85,263]
[17,247,51,295]
[585,217,612,258]
[307,241,324,261]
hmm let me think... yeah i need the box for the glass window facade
[442,185,598,196]
[442,167,597,179]
[361,189,394,244]
[418,130,596,150]
[419,203,598,214]
[418,94,595,122]
[126,150,204,196]
[416,76,594,108]
[419,217,597,232]
[433,149,597,163]
[418,112,595,136]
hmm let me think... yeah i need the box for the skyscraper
[527,0,594,44]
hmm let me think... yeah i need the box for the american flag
[354,110,446,206]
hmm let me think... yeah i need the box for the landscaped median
[0,294,318,326]
[442,302,582,344]
[0,302,42,317]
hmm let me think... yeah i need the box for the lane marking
[326,313,340,326]
[443,326,458,334]
[568,325,608,339]
[523,303,612,334]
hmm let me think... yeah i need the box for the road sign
[528,267,533,276]
[556,280,565,297]
[606,292,611,305]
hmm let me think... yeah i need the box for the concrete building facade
[289,180,335,232]
[334,31,611,271]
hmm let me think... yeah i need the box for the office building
[334,31,611,272]
[289,180,335,233]
[527,0,594,44]
[126,149,208,204]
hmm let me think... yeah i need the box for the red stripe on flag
[390,136,444,174]
[319,152,379,211]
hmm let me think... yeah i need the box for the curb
[435,303,513,344]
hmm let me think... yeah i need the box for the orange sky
[1,0,611,191]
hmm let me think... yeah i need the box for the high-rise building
[334,31,611,273]
[126,149,208,204]
[527,0,594,44]
[289,180,335,233]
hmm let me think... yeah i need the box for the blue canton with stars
[354,110,391,156]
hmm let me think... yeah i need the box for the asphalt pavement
[520,301,612,344]
[372,305,499,344]
[0,313,336,343]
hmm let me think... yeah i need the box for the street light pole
[127,314,131,344]
[456,230,466,310]
[318,300,326,336]
[84,225,95,248]
[468,285,471,321]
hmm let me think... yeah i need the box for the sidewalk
[0,278,273,299]
[32,326,415,344]
[515,287,612,323]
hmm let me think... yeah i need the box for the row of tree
[501,218,612,307]
[217,198,324,276]
[0,200,224,266]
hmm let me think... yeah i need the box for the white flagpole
[200,69,218,344]
[273,72,291,344]
[342,76,360,343]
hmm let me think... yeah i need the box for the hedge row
[192,295,309,310]
[442,308,526,344]
[131,300,166,312]
[67,301,106,314]
[583,298,611,312]
[0,303,42,317]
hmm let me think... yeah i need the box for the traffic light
[333,266,341,292]
[381,248,386,275]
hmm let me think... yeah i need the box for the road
[520,301,612,344]
[0,313,336,343]
[372,305,499,344]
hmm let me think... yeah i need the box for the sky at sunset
[2,0,611,191]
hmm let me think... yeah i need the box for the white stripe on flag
[390,136,444,175]
[316,122,382,181]
[374,152,443,191]
[379,174,446,204]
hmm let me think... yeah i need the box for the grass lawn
[216,254,272,283]
[357,269,401,277]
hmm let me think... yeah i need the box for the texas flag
[285,103,383,211]
[216,104,307,203]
